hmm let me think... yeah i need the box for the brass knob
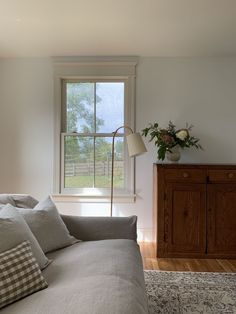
[183,172,189,178]
[228,173,234,179]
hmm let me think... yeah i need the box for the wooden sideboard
[153,164,236,258]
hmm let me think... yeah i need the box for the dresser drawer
[164,169,206,183]
[208,170,236,182]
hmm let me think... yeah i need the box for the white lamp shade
[126,133,147,157]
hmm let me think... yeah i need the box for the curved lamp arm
[110,125,147,216]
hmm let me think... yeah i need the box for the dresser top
[154,163,236,169]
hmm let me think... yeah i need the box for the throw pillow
[0,241,48,309]
[0,204,50,270]
[12,194,39,208]
[0,194,16,206]
[18,196,79,253]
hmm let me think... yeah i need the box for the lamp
[110,125,147,216]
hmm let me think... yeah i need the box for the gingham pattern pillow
[0,241,48,309]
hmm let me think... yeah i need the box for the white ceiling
[1,0,236,58]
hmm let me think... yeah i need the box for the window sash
[60,78,132,195]
[61,79,127,193]
[61,79,127,134]
[60,133,132,195]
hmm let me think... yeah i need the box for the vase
[166,146,181,162]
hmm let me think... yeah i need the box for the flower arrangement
[142,121,202,161]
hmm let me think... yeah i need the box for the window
[53,57,137,200]
[61,80,126,194]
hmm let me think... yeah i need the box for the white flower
[176,129,189,141]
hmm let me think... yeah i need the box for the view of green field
[65,175,124,188]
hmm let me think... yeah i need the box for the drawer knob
[183,172,189,178]
[228,173,234,179]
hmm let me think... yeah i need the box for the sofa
[1,214,148,314]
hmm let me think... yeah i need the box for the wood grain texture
[208,170,236,183]
[207,184,236,257]
[154,164,236,258]
[139,242,236,272]
[164,168,206,183]
[166,183,206,255]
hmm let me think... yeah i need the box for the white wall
[1,57,236,241]
[0,59,54,198]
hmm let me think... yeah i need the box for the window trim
[51,193,136,203]
[53,57,138,201]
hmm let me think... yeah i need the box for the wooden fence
[65,160,124,177]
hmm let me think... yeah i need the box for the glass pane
[95,137,124,188]
[66,83,94,133]
[96,82,124,133]
[64,136,94,188]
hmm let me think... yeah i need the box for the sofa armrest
[61,215,137,242]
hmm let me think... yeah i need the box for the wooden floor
[139,242,236,272]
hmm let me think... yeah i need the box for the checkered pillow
[0,241,48,309]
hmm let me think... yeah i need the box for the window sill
[51,194,136,203]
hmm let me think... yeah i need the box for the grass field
[65,175,124,188]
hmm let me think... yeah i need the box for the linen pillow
[0,204,50,270]
[0,241,48,309]
[12,194,39,209]
[18,196,79,253]
[0,194,16,206]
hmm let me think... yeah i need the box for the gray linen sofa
[1,215,148,314]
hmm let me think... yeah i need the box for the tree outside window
[63,81,125,190]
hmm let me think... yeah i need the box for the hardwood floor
[139,242,236,272]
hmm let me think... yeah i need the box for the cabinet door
[207,184,236,256]
[165,183,206,255]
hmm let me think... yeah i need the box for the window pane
[63,80,127,191]
[64,136,94,188]
[95,137,124,188]
[96,83,124,133]
[66,83,94,133]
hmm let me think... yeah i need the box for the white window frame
[52,57,138,202]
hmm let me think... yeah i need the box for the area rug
[144,270,236,314]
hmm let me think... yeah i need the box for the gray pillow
[18,196,79,253]
[12,194,39,208]
[0,204,50,270]
[0,194,16,206]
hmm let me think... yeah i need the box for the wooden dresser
[153,164,236,258]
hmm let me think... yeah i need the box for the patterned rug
[144,270,236,314]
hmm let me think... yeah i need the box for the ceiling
[1,0,236,58]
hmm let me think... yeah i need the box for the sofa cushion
[0,241,48,309]
[12,194,39,209]
[0,194,16,206]
[0,204,50,270]
[18,197,79,253]
[1,240,148,314]
[62,215,137,241]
